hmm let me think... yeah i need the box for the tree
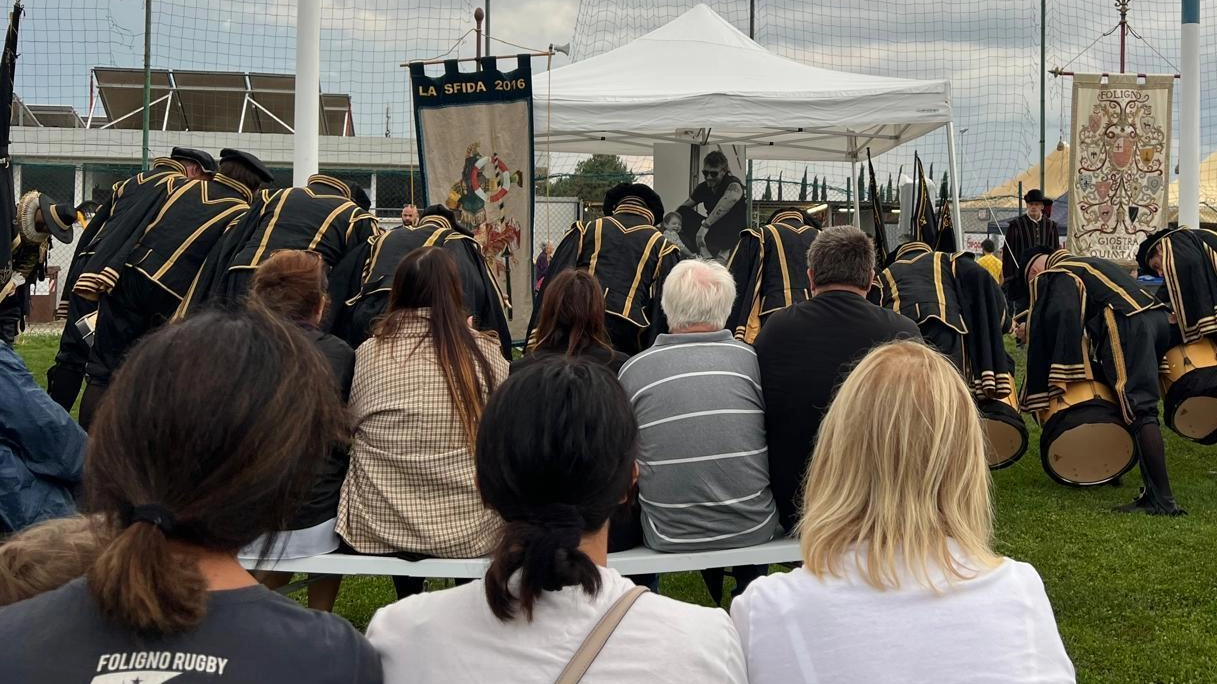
[777,171,784,201]
[857,169,866,203]
[939,171,950,203]
[762,176,773,201]
[886,173,894,204]
[800,168,809,201]
[547,154,636,206]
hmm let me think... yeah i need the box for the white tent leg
[851,159,861,229]
[946,122,962,251]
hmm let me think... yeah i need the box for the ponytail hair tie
[124,504,177,534]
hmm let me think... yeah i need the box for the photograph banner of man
[1069,73,1173,262]
[410,55,534,340]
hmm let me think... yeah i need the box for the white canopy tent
[532,4,962,233]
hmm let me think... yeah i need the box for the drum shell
[1039,397,1136,487]
[978,397,1028,470]
[1162,366,1217,444]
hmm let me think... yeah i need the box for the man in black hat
[76,149,270,428]
[0,192,76,346]
[45,155,190,409]
[528,182,681,356]
[170,146,217,180]
[725,207,819,343]
[182,169,380,315]
[1137,226,1217,344]
[1001,189,1061,313]
[1019,246,1183,515]
[331,203,511,357]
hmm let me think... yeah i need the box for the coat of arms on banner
[410,55,535,338]
[1068,73,1173,261]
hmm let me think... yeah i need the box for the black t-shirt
[754,291,922,531]
[0,579,382,683]
[690,174,747,255]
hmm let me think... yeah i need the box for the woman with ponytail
[337,247,506,599]
[0,309,381,683]
[366,358,746,684]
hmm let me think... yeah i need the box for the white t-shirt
[730,551,1076,684]
[366,566,747,684]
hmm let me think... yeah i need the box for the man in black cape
[180,171,381,315]
[875,240,1015,399]
[330,204,511,358]
[725,207,819,344]
[0,192,76,345]
[1137,226,1217,344]
[45,149,210,410]
[528,183,681,356]
[1019,247,1183,515]
[1001,188,1061,313]
[76,149,271,427]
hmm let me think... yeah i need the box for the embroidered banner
[1068,73,1173,262]
[410,55,534,337]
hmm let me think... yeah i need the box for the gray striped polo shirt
[618,329,779,552]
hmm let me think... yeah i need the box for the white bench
[240,538,800,579]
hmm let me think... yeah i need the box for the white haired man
[617,259,779,604]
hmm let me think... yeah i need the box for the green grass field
[11,331,1217,683]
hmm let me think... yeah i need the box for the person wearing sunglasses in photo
[680,150,746,261]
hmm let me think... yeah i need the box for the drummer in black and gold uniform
[725,207,819,344]
[1137,226,1217,341]
[0,192,77,345]
[331,203,510,357]
[528,183,681,356]
[45,149,209,410]
[76,149,271,428]
[1019,247,1184,515]
[182,171,381,314]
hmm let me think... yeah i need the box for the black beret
[1020,245,1057,284]
[170,147,217,174]
[219,148,274,184]
[603,183,663,221]
[1135,227,1175,275]
[37,193,76,244]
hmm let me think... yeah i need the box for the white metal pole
[293,0,321,186]
[946,122,962,251]
[1179,0,1200,228]
[851,159,861,229]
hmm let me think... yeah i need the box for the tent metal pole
[946,121,962,251]
[851,159,861,229]
[141,0,151,170]
[1180,0,1200,228]
[1039,0,1046,192]
[293,0,321,185]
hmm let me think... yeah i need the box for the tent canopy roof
[964,143,1071,208]
[532,4,953,161]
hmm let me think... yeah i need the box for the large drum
[1160,337,1217,444]
[1034,380,1136,487]
[978,387,1028,470]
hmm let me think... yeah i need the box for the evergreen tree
[778,171,784,201]
[886,173,894,203]
[857,169,866,202]
[762,177,773,201]
[939,171,950,203]
[800,168,809,201]
[548,154,636,205]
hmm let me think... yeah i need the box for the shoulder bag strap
[553,585,649,684]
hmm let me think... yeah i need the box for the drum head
[1041,400,1136,487]
[978,399,1028,470]
[1164,366,1217,444]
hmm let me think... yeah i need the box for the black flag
[911,153,938,248]
[866,149,889,266]
[0,2,20,296]
[936,196,957,252]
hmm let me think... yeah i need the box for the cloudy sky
[14,0,1215,199]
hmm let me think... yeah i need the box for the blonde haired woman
[732,341,1075,683]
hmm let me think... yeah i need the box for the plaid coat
[337,311,506,557]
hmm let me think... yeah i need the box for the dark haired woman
[514,269,627,376]
[0,309,381,683]
[237,249,355,612]
[337,247,506,599]
[366,358,745,683]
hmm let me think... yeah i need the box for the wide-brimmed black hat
[603,183,664,221]
[1024,188,1049,204]
[170,147,217,174]
[219,148,274,184]
[1135,227,1176,274]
